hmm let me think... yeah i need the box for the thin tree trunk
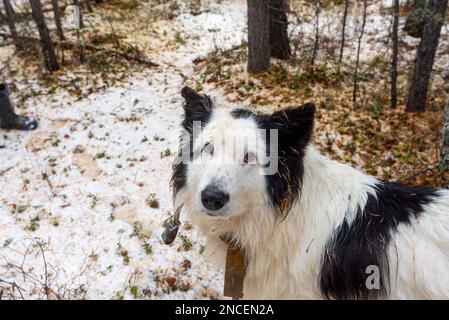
[247,0,270,73]
[391,0,399,108]
[269,0,291,60]
[51,0,65,41]
[3,0,23,50]
[352,0,368,105]
[406,0,448,112]
[29,0,60,72]
[311,0,320,67]
[76,28,85,63]
[337,0,349,73]
[51,0,65,64]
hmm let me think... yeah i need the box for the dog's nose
[201,186,229,211]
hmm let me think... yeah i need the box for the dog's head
[171,86,315,221]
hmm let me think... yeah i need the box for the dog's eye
[244,151,256,164]
[202,143,214,155]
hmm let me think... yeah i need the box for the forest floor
[0,0,448,299]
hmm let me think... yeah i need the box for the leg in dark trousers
[0,83,38,130]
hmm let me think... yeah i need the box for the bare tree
[311,0,320,67]
[337,0,349,73]
[352,0,368,104]
[247,0,270,73]
[29,0,59,72]
[406,0,448,112]
[3,0,23,50]
[51,0,65,42]
[391,0,399,108]
[269,0,291,60]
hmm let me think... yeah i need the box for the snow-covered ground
[1,0,447,300]
[0,0,246,300]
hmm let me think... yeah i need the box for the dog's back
[237,146,449,299]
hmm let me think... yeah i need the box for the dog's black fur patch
[171,87,213,196]
[319,181,440,299]
[233,105,315,216]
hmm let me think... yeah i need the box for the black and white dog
[172,86,449,299]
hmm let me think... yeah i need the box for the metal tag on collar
[161,205,182,245]
[161,217,180,245]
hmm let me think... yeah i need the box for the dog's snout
[201,186,229,211]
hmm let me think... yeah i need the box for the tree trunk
[352,0,368,105]
[269,0,291,60]
[51,0,65,41]
[391,0,399,108]
[310,0,320,67]
[3,0,23,50]
[404,0,428,37]
[337,0,349,73]
[406,0,448,112]
[441,100,449,185]
[247,0,271,73]
[29,0,59,72]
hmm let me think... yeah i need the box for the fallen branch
[0,32,159,68]
[0,167,13,176]
[83,43,159,68]
[192,42,246,65]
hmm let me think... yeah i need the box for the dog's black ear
[181,86,202,102]
[180,86,213,132]
[266,103,315,149]
[259,103,315,217]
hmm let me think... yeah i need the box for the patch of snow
[0,0,247,300]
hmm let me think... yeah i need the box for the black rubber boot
[0,83,38,131]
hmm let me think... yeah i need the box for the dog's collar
[220,234,246,300]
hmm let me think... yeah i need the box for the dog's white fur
[174,106,449,299]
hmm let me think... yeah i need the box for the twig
[0,167,13,176]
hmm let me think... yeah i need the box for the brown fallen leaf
[165,276,176,288]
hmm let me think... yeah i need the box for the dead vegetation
[0,238,94,300]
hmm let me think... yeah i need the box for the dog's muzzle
[201,185,229,213]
